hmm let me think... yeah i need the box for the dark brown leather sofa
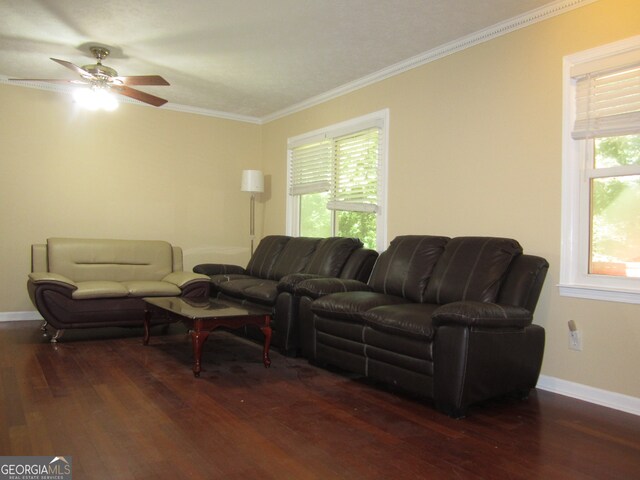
[193,235,378,355]
[294,235,549,417]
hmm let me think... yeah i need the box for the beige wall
[261,0,640,398]
[0,84,262,313]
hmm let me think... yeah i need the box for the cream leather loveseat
[28,238,210,342]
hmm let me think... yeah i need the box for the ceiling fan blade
[113,75,169,86]
[50,58,94,79]
[112,85,168,107]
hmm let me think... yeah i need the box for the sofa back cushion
[424,236,522,305]
[271,237,322,279]
[47,237,175,282]
[367,235,449,303]
[304,237,364,276]
[245,235,292,279]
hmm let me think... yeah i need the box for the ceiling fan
[10,46,169,107]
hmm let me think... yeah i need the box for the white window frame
[560,36,640,304]
[286,109,389,251]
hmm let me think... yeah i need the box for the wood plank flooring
[0,320,639,479]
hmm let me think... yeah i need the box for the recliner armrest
[295,278,372,299]
[162,272,211,289]
[193,263,246,276]
[432,301,532,329]
[28,272,77,290]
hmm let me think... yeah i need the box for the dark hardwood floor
[0,321,638,479]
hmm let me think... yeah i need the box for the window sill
[558,283,640,305]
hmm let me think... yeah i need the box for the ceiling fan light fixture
[73,86,119,111]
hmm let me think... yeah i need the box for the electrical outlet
[569,330,583,351]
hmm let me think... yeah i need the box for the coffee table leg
[143,308,152,345]
[190,328,209,377]
[261,315,272,368]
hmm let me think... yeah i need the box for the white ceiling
[0,0,566,121]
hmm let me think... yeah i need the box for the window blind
[572,55,640,139]
[288,139,332,195]
[327,127,380,213]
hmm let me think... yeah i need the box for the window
[287,110,388,251]
[560,36,640,304]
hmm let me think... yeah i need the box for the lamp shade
[241,169,264,193]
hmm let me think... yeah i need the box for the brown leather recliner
[295,235,548,417]
[194,235,378,356]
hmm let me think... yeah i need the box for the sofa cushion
[218,278,266,299]
[424,237,523,305]
[363,303,439,341]
[311,291,409,322]
[72,281,129,299]
[241,280,280,306]
[245,235,291,279]
[121,281,181,297]
[367,235,449,303]
[304,237,363,276]
[271,237,321,279]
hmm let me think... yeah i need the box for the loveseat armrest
[28,272,78,291]
[432,301,532,329]
[295,278,372,300]
[193,263,246,276]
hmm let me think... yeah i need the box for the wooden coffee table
[143,296,272,377]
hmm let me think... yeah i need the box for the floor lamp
[241,169,264,256]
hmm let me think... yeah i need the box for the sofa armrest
[295,278,372,300]
[162,272,210,289]
[432,301,532,329]
[193,263,246,276]
[28,272,77,290]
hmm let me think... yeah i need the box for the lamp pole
[249,192,256,255]
[241,170,264,257]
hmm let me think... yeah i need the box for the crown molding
[162,103,261,124]
[1,0,597,125]
[261,0,598,123]
[0,76,262,124]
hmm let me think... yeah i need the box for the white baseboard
[537,374,640,416]
[0,311,43,322]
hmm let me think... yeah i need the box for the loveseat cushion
[304,237,363,276]
[363,303,439,341]
[367,235,449,303]
[424,237,523,305]
[245,235,291,279]
[271,237,321,279]
[121,281,181,297]
[311,291,409,322]
[72,281,129,299]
